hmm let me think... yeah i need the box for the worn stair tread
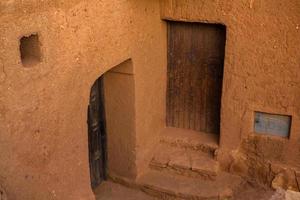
[150,144,219,179]
[190,151,219,176]
[137,170,244,199]
[160,127,219,153]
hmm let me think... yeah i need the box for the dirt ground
[94,181,279,200]
[94,182,156,200]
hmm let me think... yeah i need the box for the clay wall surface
[0,0,165,199]
[1,0,300,199]
[160,0,300,188]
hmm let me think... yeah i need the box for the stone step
[160,127,219,156]
[150,144,219,180]
[137,170,244,200]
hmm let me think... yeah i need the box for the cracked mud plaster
[0,184,7,200]
[230,136,300,191]
[0,60,6,83]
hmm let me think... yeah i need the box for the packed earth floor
[94,180,282,200]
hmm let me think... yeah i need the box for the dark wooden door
[167,21,226,135]
[87,77,107,189]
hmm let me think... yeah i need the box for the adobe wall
[161,0,300,189]
[1,0,299,199]
[0,0,165,199]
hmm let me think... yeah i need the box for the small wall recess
[20,34,41,67]
[254,111,291,138]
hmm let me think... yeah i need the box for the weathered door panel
[88,77,107,189]
[167,21,226,134]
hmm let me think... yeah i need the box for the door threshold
[160,127,219,151]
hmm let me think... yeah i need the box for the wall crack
[0,58,7,83]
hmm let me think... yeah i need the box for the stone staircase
[138,128,244,199]
[150,128,220,180]
[137,170,244,200]
[149,143,219,180]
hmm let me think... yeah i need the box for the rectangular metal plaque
[254,112,291,138]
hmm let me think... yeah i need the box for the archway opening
[87,59,136,191]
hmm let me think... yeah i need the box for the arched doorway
[87,59,136,190]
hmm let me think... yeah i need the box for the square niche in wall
[19,34,42,67]
[254,111,291,138]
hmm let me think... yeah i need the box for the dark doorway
[87,77,107,189]
[166,21,226,135]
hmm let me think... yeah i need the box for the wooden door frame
[166,20,226,135]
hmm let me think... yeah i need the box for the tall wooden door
[87,77,107,189]
[167,21,226,135]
